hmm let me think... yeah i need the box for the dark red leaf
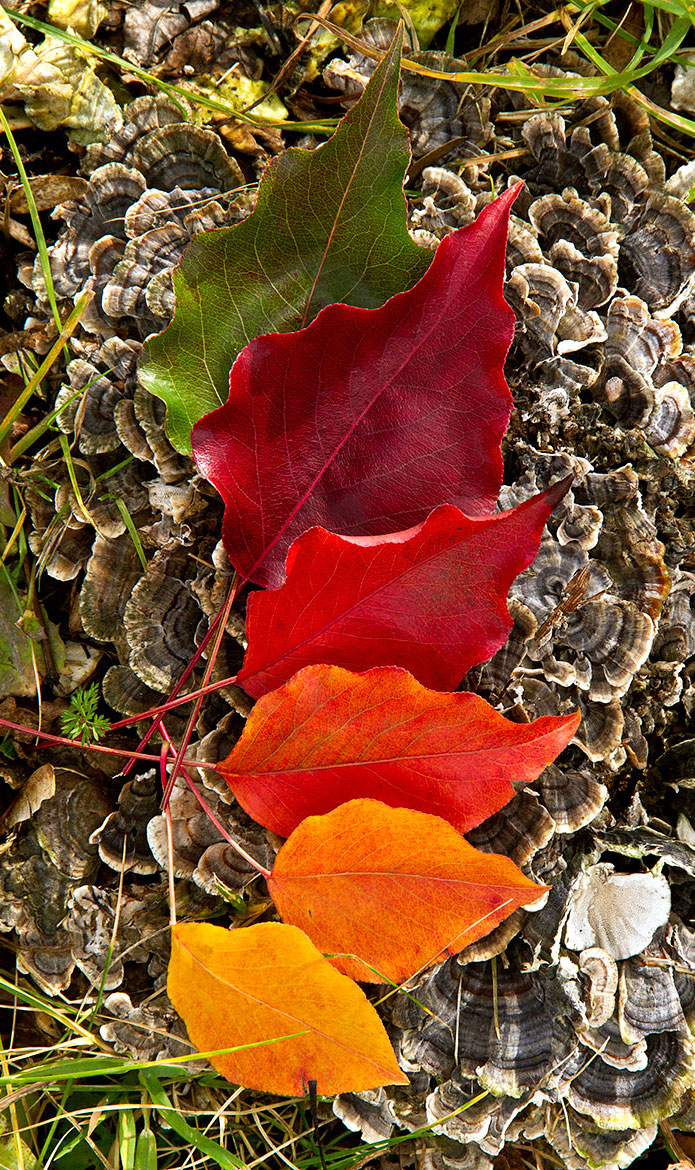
[192,188,518,587]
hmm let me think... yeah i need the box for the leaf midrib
[300,44,393,329]
[246,247,499,585]
[231,725,562,775]
[275,869,530,890]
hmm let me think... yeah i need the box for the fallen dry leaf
[220,665,580,837]
[8,174,89,214]
[168,921,407,1094]
[269,799,548,982]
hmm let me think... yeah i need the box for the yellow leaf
[168,921,407,1095]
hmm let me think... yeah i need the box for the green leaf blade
[139,28,432,453]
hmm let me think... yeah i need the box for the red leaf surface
[238,480,570,698]
[219,665,580,838]
[269,800,548,982]
[192,187,518,587]
[168,921,406,1094]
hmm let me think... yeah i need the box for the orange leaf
[168,921,407,1095]
[269,800,548,982]
[219,664,581,837]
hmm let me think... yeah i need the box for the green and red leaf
[139,30,431,453]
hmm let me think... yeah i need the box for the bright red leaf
[219,665,580,838]
[192,187,518,587]
[237,480,570,698]
[269,799,548,983]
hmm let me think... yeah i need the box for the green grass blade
[10,388,83,464]
[110,498,148,571]
[0,292,94,456]
[134,1125,157,1170]
[0,1035,309,1087]
[0,105,64,339]
[139,1072,246,1170]
[119,1109,137,1170]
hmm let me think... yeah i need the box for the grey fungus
[146,768,273,896]
[564,864,672,960]
[123,548,202,693]
[579,948,618,1028]
[0,770,112,992]
[90,771,161,874]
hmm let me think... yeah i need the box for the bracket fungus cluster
[4,35,695,1170]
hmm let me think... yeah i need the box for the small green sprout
[60,682,111,745]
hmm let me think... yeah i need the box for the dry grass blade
[0,291,94,458]
[296,5,695,139]
[3,8,339,134]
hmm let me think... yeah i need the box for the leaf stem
[0,717,220,770]
[159,723,270,878]
[105,673,240,731]
[161,742,178,925]
[162,574,240,808]
[122,587,236,776]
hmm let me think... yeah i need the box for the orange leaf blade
[168,921,407,1095]
[220,664,581,837]
[269,800,548,983]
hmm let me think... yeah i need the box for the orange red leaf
[219,665,580,837]
[168,921,407,1095]
[269,799,548,982]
